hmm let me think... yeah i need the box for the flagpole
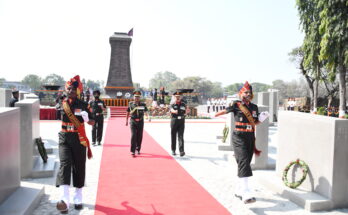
[129,28,134,87]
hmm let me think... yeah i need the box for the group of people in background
[125,89,188,157]
[206,97,227,113]
[150,87,167,107]
[286,97,296,111]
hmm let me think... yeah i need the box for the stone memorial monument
[105,32,134,98]
[0,88,12,107]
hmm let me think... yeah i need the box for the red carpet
[94,118,231,215]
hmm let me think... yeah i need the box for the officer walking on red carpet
[170,91,188,157]
[215,81,269,204]
[126,90,151,156]
[89,90,106,146]
[55,75,95,214]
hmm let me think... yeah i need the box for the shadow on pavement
[95,201,164,215]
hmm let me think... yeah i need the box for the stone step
[31,156,57,178]
[33,139,54,155]
[216,138,233,151]
[41,139,55,154]
[0,182,44,215]
[256,170,334,211]
[216,135,223,139]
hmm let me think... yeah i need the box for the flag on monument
[128,28,133,36]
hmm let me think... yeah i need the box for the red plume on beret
[65,75,83,99]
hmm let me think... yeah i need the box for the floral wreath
[222,124,229,143]
[282,159,309,189]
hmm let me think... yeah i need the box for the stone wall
[277,111,348,208]
[15,99,40,178]
[0,88,12,107]
[0,108,20,204]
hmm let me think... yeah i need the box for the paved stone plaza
[28,119,348,215]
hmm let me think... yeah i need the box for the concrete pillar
[0,108,20,204]
[257,92,270,107]
[251,105,270,169]
[0,88,12,107]
[217,111,235,151]
[268,90,279,123]
[252,92,258,105]
[15,99,40,178]
[24,93,39,99]
[19,92,29,100]
[227,112,235,147]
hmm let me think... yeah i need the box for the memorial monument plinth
[105,32,134,99]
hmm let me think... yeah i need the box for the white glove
[81,111,89,122]
[258,111,269,122]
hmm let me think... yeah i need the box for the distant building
[1,81,31,92]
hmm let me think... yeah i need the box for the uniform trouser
[130,119,144,153]
[56,132,86,188]
[92,115,104,142]
[232,131,255,177]
[212,105,215,112]
[170,118,185,152]
[207,106,210,113]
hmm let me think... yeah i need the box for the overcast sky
[0,0,304,87]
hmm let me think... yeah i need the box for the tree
[318,0,348,116]
[86,80,101,90]
[320,70,339,108]
[210,82,224,98]
[22,74,42,90]
[149,71,179,91]
[0,78,5,87]
[271,79,310,104]
[251,82,271,93]
[225,83,243,95]
[297,0,348,116]
[170,76,220,99]
[296,0,323,111]
[133,82,140,89]
[42,74,65,86]
[289,47,315,109]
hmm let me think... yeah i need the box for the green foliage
[317,106,326,115]
[149,71,179,92]
[296,0,348,112]
[169,76,222,98]
[222,124,229,143]
[86,80,104,91]
[22,74,42,90]
[225,82,270,95]
[318,0,348,69]
[43,74,65,86]
[164,96,171,104]
[296,0,322,72]
[224,83,242,95]
[251,82,272,92]
[282,159,309,189]
[0,78,5,87]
